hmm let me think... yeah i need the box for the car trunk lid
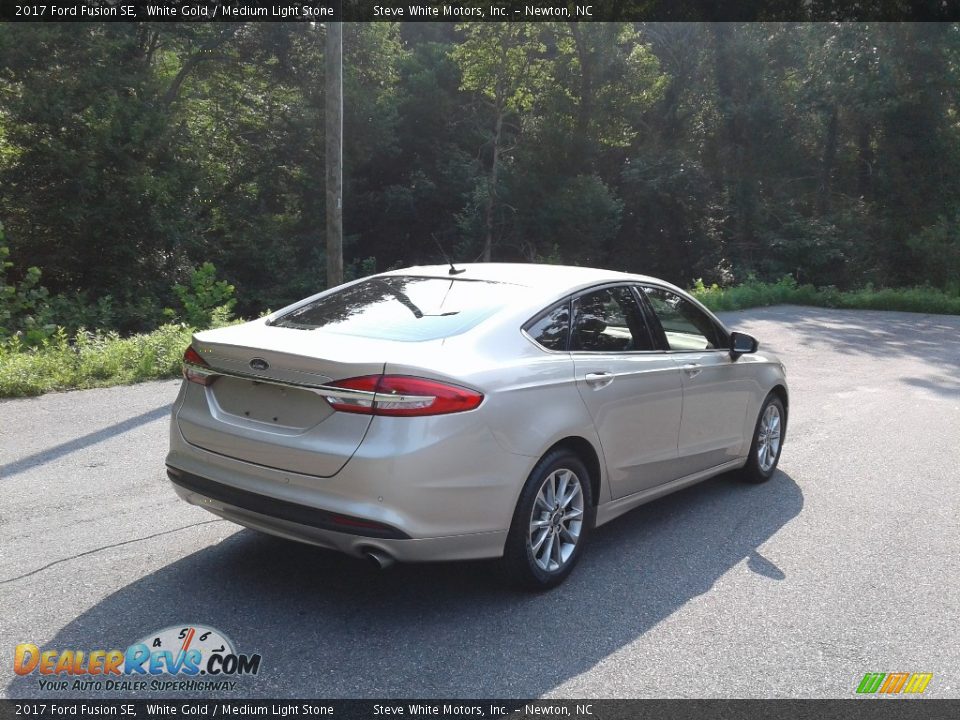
[176,322,428,477]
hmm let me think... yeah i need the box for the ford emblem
[249,358,269,372]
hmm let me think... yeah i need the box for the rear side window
[571,286,654,352]
[271,276,519,341]
[525,303,570,351]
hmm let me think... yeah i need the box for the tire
[741,393,786,483]
[502,449,593,591]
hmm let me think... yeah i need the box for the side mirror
[729,331,759,359]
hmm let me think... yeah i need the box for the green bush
[1,225,56,344]
[907,215,960,294]
[167,262,236,330]
[345,256,378,282]
[692,275,960,315]
[0,323,193,397]
[0,256,246,398]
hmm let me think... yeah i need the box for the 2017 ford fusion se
[166,264,787,589]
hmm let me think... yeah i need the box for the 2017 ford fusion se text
[166,264,788,589]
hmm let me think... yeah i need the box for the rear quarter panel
[384,326,611,506]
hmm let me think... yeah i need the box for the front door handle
[584,372,615,389]
[683,363,702,378]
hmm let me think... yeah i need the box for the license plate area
[210,377,333,429]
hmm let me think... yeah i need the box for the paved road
[1,306,958,699]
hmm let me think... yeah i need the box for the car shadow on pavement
[6,470,802,698]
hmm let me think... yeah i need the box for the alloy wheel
[528,468,584,572]
[757,403,782,472]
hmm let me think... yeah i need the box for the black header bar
[1,700,960,720]
[3,0,960,22]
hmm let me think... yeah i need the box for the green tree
[451,23,548,261]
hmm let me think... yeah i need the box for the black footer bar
[2,699,959,720]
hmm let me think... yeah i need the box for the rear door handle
[683,363,702,378]
[584,372,615,389]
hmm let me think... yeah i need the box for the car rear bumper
[167,466,412,539]
[165,393,529,561]
[168,467,508,562]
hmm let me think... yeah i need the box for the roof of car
[379,263,663,290]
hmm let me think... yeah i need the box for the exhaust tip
[364,549,395,570]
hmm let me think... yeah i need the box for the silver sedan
[166,264,788,589]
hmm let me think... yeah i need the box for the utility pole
[325,18,343,288]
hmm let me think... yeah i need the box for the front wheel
[502,449,593,591]
[741,393,786,483]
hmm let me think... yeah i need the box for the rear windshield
[270,276,520,341]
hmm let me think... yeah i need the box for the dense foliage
[2,22,960,338]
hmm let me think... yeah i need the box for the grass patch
[692,276,960,316]
[0,324,193,398]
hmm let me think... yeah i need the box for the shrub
[167,262,236,330]
[0,257,247,397]
[1,224,56,344]
[0,323,194,397]
[907,214,960,294]
[692,276,960,315]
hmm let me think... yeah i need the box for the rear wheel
[741,394,785,483]
[502,449,592,591]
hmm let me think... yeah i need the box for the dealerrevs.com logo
[14,624,261,693]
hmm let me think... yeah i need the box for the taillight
[323,375,381,414]
[182,345,216,386]
[325,375,483,417]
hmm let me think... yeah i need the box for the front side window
[571,286,654,352]
[271,276,522,341]
[641,286,724,351]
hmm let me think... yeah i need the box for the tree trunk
[857,123,873,200]
[712,24,751,264]
[325,21,344,287]
[569,23,593,169]
[482,108,503,263]
[817,105,838,216]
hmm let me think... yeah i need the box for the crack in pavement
[0,519,226,586]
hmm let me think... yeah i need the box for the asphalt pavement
[1,306,958,699]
